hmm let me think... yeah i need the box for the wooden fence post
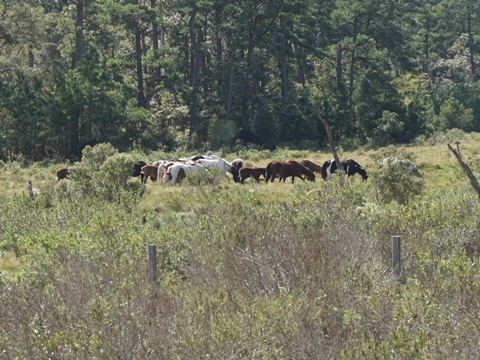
[148,244,157,284]
[28,180,34,198]
[391,235,401,276]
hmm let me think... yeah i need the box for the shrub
[372,158,425,204]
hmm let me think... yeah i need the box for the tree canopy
[0,0,479,161]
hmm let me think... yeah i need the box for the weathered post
[28,180,34,198]
[148,244,157,284]
[392,235,401,276]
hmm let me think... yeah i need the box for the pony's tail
[265,163,272,183]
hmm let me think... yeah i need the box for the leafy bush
[80,143,119,171]
[372,157,425,204]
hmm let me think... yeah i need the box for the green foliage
[207,116,237,150]
[439,97,474,131]
[182,166,223,186]
[372,157,425,205]
[371,110,405,146]
[2,150,480,357]
[80,143,119,170]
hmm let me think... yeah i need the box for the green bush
[372,157,425,204]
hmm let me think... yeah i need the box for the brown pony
[300,160,323,175]
[239,167,266,184]
[55,167,70,182]
[140,164,159,184]
[266,160,315,183]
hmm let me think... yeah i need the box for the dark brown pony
[55,167,70,182]
[239,167,266,184]
[266,160,315,183]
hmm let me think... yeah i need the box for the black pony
[321,159,368,181]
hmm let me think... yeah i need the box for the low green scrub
[1,142,480,358]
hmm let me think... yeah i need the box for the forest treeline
[0,0,479,161]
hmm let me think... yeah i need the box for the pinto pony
[231,158,244,172]
[266,160,315,183]
[321,159,368,181]
[239,167,266,184]
[168,163,206,185]
[197,158,240,183]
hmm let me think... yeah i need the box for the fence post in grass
[28,180,34,198]
[391,235,401,276]
[148,244,157,284]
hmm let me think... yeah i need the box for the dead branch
[448,143,480,199]
[319,114,344,185]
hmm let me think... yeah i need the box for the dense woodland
[0,0,479,161]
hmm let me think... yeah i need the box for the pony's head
[355,166,368,180]
[306,171,316,182]
[229,167,241,183]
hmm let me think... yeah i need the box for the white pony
[188,154,219,161]
[196,158,240,183]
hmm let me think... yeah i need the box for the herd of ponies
[55,154,423,185]
[128,155,370,185]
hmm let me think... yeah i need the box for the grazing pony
[168,163,205,185]
[133,160,147,182]
[266,161,315,183]
[140,165,159,184]
[239,167,267,184]
[321,159,368,181]
[197,158,240,183]
[381,157,423,178]
[300,160,323,175]
[189,154,219,162]
[56,167,70,182]
[157,161,177,185]
[231,158,244,172]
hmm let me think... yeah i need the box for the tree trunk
[135,29,146,108]
[215,7,222,64]
[70,0,83,160]
[348,18,358,112]
[279,28,289,104]
[241,33,254,120]
[466,6,476,78]
[189,8,200,135]
[151,0,160,80]
[319,114,344,185]
[74,0,83,67]
[198,27,208,101]
[336,44,343,90]
[423,20,429,73]
[448,143,480,199]
[226,57,235,120]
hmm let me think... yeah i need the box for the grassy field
[2,135,479,199]
[2,133,480,358]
